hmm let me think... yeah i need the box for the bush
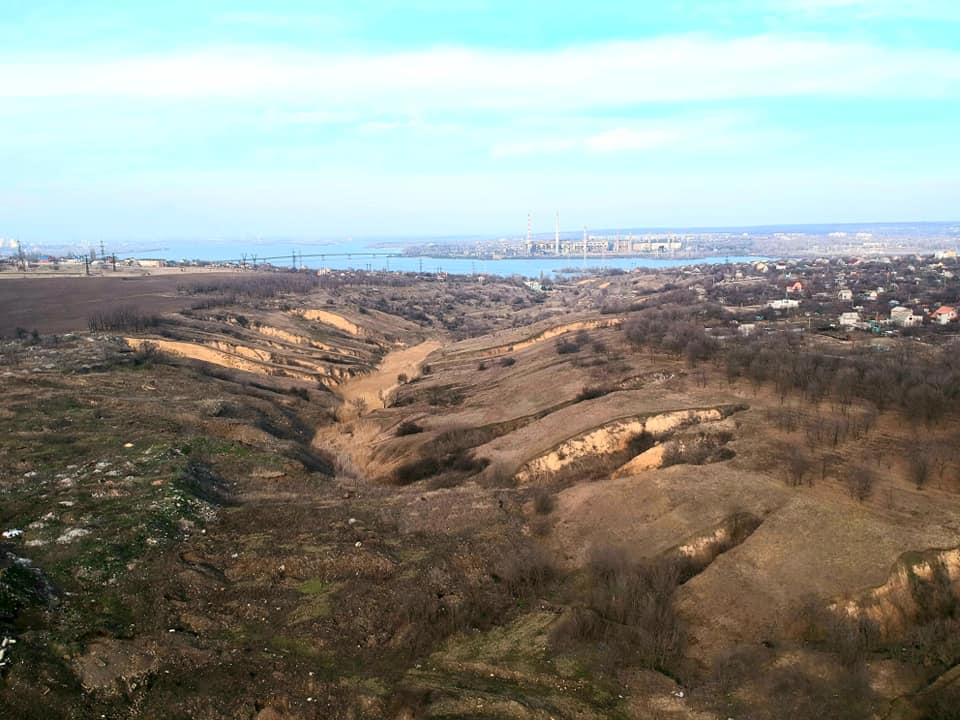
[390,448,487,485]
[576,385,612,402]
[425,385,464,407]
[499,356,516,367]
[392,457,442,485]
[551,546,685,672]
[395,420,424,436]
[533,489,555,515]
[493,545,555,599]
[555,340,581,355]
[131,341,161,366]
[661,432,732,467]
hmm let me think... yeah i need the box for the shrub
[395,420,424,436]
[551,547,685,672]
[392,457,441,485]
[390,449,487,485]
[131,341,161,366]
[555,340,581,355]
[576,385,612,402]
[493,545,555,599]
[425,385,464,407]
[533,489,555,515]
[499,356,516,367]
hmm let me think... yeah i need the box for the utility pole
[83,254,90,276]
[112,253,117,272]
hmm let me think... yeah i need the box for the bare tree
[845,465,876,502]
[908,453,931,490]
[784,445,812,487]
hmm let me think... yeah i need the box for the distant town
[400,219,960,260]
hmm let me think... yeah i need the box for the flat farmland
[0,272,256,336]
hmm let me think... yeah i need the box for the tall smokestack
[555,211,560,255]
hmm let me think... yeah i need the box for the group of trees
[624,310,720,365]
[726,336,960,424]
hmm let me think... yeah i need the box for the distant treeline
[87,306,160,333]
[179,273,320,300]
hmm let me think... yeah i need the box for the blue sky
[1,0,959,244]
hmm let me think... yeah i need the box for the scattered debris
[1,529,23,540]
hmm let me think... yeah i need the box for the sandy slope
[339,339,442,411]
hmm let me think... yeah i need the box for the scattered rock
[56,528,91,544]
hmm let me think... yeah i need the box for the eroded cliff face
[514,406,731,483]
[830,547,960,638]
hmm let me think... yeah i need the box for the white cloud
[768,0,960,20]
[491,138,577,158]
[216,11,346,30]
[489,112,773,157]
[585,128,677,152]
[2,34,958,112]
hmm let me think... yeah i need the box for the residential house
[839,311,861,329]
[768,298,800,310]
[931,305,958,325]
[890,306,923,327]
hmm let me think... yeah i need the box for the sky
[1,0,959,244]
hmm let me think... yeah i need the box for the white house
[839,311,861,328]
[768,298,800,310]
[890,306,923,327]
[837,289,853,301]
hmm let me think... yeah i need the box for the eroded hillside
[3,269,960,719]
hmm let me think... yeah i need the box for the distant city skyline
[2,1,959,242]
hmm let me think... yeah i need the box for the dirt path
[339,339,442,411]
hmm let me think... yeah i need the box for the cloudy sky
[2,0,959,242]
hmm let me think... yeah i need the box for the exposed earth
[2,269,960,719]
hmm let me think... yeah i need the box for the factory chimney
[555,212,560,255]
